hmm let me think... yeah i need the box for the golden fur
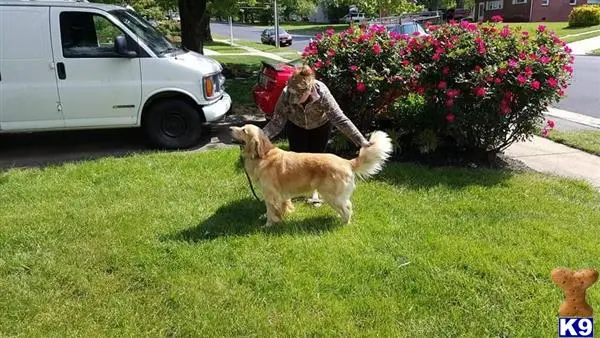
[230,124,393,227]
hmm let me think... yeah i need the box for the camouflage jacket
[262,80,369,147]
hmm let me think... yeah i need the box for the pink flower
[540,56,550,64]
[537,25,546,33]
[508,59,518,68]
[327,49,336,57]
[372,43,382,55]
[531,80,541,90]
[517,74,527,85]
[500,100,511,115]
[494,78,503,85]
[433,54,441,61]
[547,120,555,128]
[546,77,558,88]
[442,66,450,75]
[349,65,358,72]
[518,52,527,60]
[474,65,482,73]
[564,45,573,54]
[563,65,574,74]
[446,113,456,123]
[559,89,566,97]
[314,60,323,69]
[445,99,455,108]
[501,26,511,38]
[438,81,448,90]
[474,87,486,97]
[541,128,549,137]
[475,38,486,54]
[491,15,504,22]
[326,28,335,37]
[315,33,323,40]
[446,89,460,98]
[356,82,366,92]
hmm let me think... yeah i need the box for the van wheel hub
[162,113,187,138]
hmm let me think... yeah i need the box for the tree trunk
[178,0,209,54]
[204,19,213,43]
[456,0,464,8]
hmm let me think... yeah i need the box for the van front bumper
[202,93,231,122]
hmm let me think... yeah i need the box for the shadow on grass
[373,161,517,190]
[167,198,342,242]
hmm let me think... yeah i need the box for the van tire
[143,99,204,149]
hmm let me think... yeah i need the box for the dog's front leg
[263,199,283,227]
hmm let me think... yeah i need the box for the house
[474,0,599,22]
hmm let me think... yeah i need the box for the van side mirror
[114,35,137,58]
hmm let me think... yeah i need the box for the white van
[0,0,231,149]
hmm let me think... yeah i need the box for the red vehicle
[252,59,303,119]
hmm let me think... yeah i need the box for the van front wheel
[143,99,204,149]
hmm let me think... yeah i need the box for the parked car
[0,0,231,149]
[252,59,302,119]
[386,21,429,37]
[260,27,293,46]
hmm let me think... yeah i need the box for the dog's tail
[350,131,393,179]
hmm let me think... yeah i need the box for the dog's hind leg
[282,199,295,216]
[326,179,355,224]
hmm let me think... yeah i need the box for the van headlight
[203,72,225,100]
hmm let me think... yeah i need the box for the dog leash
[239,147,262,202]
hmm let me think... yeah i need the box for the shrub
[302,19,574,162]
[301,25,418,134]
[569,5,600,27]
[401,19,573,157]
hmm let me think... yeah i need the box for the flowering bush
[401,19,574,156]
[569,5,600,27]
[301,19,573,161]
[302,25,418,133]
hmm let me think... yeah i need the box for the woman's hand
[362,140,374,148]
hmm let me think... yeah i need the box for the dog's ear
[249,130,274,159]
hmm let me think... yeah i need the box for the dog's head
[230,124,275,159]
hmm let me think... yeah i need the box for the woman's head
[287,65,316,104]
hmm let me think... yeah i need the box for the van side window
[60,12,133,58]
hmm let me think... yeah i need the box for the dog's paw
[259,213,267,220]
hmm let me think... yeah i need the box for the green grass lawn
[592,48,600,55]
[1,147,599,336]
[506,22,600,42]
[547,130,600,156]
[204,40,247,53]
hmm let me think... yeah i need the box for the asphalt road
[210,22,312,53]
[555,55,600,119]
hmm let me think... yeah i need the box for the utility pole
[274,0,280,48]
[229,16,234,46]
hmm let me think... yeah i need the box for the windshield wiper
[158,47,179,55]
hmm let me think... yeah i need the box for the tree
[321,0,421,17]
[178,0,211,53]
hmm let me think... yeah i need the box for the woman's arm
[262,91,290,140]
[321,86,369,147]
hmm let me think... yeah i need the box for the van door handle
[57,62,66,80]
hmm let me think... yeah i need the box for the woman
[262,65,371,206]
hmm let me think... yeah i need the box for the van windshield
[110,9,178,56]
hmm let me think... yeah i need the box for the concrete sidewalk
[504,136,600,189]
[566,35,600,55]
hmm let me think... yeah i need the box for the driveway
[0,114,265,171]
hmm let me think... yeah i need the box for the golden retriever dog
[230,124,393,227]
